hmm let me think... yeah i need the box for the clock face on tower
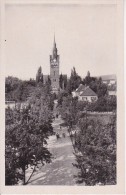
[51,59,58,67]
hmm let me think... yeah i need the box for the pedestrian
[56,133,60,140]
[62,132,66,138]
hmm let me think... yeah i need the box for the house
[72,84,86,97]
[108,90,116,96]
[78,87,98,102]
[100,74,116,86]
[107,82,116,96]
[72,84,98,102]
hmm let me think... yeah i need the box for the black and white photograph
[0,0,125,193]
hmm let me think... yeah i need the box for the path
[27,115,80,185]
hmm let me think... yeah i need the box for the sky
[5,3,117,80]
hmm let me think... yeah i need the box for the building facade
[72,84,98,102]
[50,36,60,94]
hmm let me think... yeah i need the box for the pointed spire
[53,33,57,58]
[53,26,55,44]
[53,33,56,49]
[54,33,55,45]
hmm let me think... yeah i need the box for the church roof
[80,87,97,97]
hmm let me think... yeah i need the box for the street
[27,115,79,185]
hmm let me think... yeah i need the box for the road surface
[27,116,80,185]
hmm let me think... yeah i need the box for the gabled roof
[99,74,116,81]
[80,87,97,97]
[76,84,86,92]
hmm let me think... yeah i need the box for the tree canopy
[36,66,43,84]
[5,76,36,102]
[5,84,54,185]
[73,115,116,185]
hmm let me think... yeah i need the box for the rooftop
[80,86,97,97]
[76,84,86,92]
[99,74,116,81]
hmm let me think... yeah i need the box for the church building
[42,35,67,94]
[50,36,60,94]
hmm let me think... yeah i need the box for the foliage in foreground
[73,115,116,185]
[5,85,54,185]
[58,94,116,185]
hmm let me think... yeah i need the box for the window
[91,97,97,102]
[82,97,87,101]
[54,71,55,76]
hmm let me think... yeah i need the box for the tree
[59,73,63,89]
[47,75,51,86]
[5,85,54,185]
[5,76,21,94]
[89,80,98,93]
[66,79,72,94]
[5,76,36,102]
[59,95,78,129]
[106,96,117,112]
[69,67,82,91]
[5,76,22,101]
[62,75,67,89]
[73,115,116,185]
[87,71,90,77]
[36,66,43,84]
[88,95,117,112]
[82,73,108,98]
[96,81,108,98]
[57,90,69,106]
[83,71,95,86]
[59,74,67,90]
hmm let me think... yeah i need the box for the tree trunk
[22,165,26,185]
[25,165,36,185]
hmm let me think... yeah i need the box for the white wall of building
[108,91,116,96]
[78,96,98,102]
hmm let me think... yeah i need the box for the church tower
[50,35,60,93]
